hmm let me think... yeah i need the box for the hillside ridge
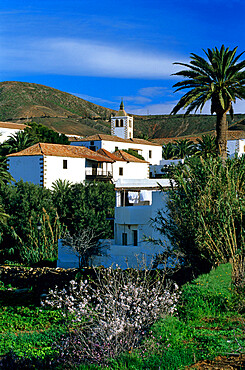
[1,81,245,138]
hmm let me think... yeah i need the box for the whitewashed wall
[114,191,169,245]
[112,161,149,181]
[44,156,86,189]
[71,140,162,165]
[0,128,23,143]
[7,155,42,185]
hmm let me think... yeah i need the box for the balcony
[85,168,113,181]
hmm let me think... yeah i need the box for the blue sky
[1,0,245,115]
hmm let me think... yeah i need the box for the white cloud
[0,37,184,79]
[138,86,169,97]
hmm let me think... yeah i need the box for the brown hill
[0,81,245,139]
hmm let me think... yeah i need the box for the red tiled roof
[0,122,26,130]
[7,143,114,162]
[97,148,124,161]
[97,148,148,163]
[113,150,149,163]
[70,134,161,146]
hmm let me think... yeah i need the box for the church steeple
[116,99,127,117]
[111,100,134,139]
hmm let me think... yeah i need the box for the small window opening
[120,119,124,127]
[122,232,127,246]
[116,119,119,127]
[149,150,152,159]
[133,230,138,246]
[63,160,67,169]
[119,167,123,176]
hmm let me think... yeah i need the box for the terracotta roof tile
[0,122,27,130]
[113,150,149,163]
[97,148,124,161]
[7,143,114,162]
[97,148,148,163]
[71,134,161,146]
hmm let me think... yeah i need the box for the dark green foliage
[153,156,245,275]
[172,139,196,159]
[0,181,58,263]
[52,181,115,239]
[195,134,218,158]
[0,131,35,156]
[24,121,70,145]
[171,45,245,158]
[121,148,145,160]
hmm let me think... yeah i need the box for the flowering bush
[43,267,180,365]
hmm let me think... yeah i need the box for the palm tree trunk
[216,111,227,162]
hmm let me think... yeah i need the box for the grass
[0,263,244,368]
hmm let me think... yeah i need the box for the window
[120,119,124,127]
[133,230,138,246]
[119,167,123,176]
[90,141,94,145]
[149,150,152,159]
[122,233,127,246]
[63,160,67,169]
[115,146,118,151]
[129,120,132,128]
[116,119,119,127]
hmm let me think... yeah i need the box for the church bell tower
[111,100,133,139]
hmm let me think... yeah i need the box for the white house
[0,121,26,143]
[70,102,162,165]
[97,148,149,181]
[226,131,245,157]
[7,142,114,188]
[57,178,172,269]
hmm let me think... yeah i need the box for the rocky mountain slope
[1,81,245,138]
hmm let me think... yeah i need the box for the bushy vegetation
[154,155,245,280]
[1,263,245,369]
[0,180,115,265]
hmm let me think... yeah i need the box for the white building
[70,102,162,165]
[97,148,149,181]
[0,122,26,143]
[226,131,245,157]
[7,142,114,188]
[58,179,172,269]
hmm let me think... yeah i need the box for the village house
[58,178,172,269]
[7,142,114,188]
[69,101,163,166]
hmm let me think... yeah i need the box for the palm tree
[173,139,196,161]
[1,131,34,155]
[171,46,245,160]
[195,134,217,158]
[162,142,176,160]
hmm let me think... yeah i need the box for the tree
[173,139,196,160]
[171,46,245,160]
[0,131,34,155]
[195,134,217,158]
[62,228,102,267]
[24,122,70,145]
[162,142,176,160]
[153,156,245,276]
[52,181,115,239]
[0,181,58,263]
